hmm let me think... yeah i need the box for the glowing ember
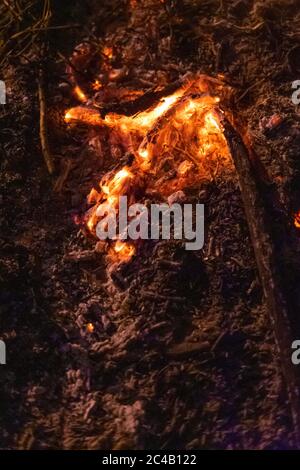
[102,46,113,59]
[92,79,102,91]
[204,111,221,131]
[64,89,185,132]
[65,107,103,125]
[138,148,149,160]
[100,168,133,196]
[112,241,136,261]
[87,216,96,232]
[177,160,194,176]
[74,85,87,103]
[86,323,95,333]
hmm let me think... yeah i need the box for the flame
[86,323,94,333]
[74,85,87,103]
[112,240,135,261]
[135,92,182,128]
[65,109,74,122]
[138,148,150,166]
[65,89,184,131]
[87,212,97,232]
[92,79,102,90]
[204,111,221,132]
[65,106,104,125]
[87,188,101,204]
[101,168,133,196]
[85,169,133,235]
[177,160,193,176]
[103,46,113,59]
[138,148,149,159]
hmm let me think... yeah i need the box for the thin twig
[38,67,55,174]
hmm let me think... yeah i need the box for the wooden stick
[99,78,187,118]
[219,110,300,442]
[66,74,223,128]
[38,68,55,174]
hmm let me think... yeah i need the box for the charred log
[220,112,300,442]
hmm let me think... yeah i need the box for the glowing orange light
[68,74,231,264]
[138,148,149,160]
[135,92,182,129]
[204,112,220,131]
[65,89,185,133]
[107,195,118,206]
[64,107,104,126]
[178,160,193,176]
[87,323,94,333]
[103,46,113,59]
[64,110,73,122]
[113,241,135,261]
[92,79,102,91]
[87,188,101,204]
[102,168,133,196]
[182,100,197,118]
[74,85,87,103]
[87,217,95,232]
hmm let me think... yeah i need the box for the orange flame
[74,85,87,103]
[86,323,94,333]
[65,89,185,132]
[204,111,221,131]
[112,240,136,261]
[65,107,104,125]
[101,168,133,196]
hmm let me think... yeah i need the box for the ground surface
[1,0,300,450]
